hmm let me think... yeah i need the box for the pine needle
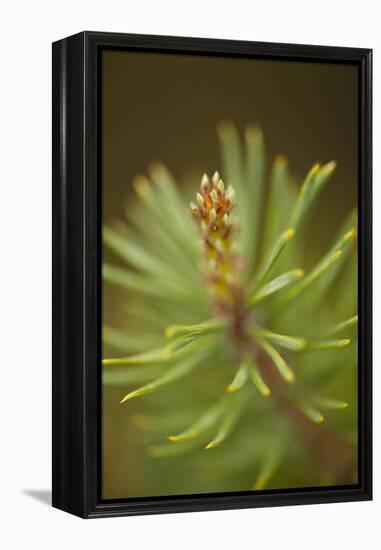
[226,361,249,393]
[103,345,172,367]
[253,445,283,490]
[306,339,351,351]
[297,400,325,424]
[249,269,304,305]
[245,125,265,272]
[103,365,165,387]
[314,395,349,410]
[262,155,290,258]
[206,391,249,449]
[165,319,224,339]
[103,326,160,354]
[256,338,295,383]
[119,350,209,403]
[325,315,358,337]
[103,333,210,367]
[284,227,357,304]
[168,396,227,442]
[290,161,336,229]
[248,360,271,397]
[254,328,306,351]
[254,227,296,288]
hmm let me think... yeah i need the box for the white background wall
[0,1,377,548]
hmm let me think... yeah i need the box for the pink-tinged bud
[210,189,218,204]
[212,171,220,185]
[226,185,235,201]
[201,174,210,192]
[196,192,204,207]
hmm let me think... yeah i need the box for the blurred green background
[102,49,358,499]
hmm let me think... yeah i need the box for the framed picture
[52,31,372,518]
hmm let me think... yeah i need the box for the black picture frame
[52,31,372,519]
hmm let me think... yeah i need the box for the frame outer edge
[360,49,373,499]
[52,32,373,519]
[52,32,87,518]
